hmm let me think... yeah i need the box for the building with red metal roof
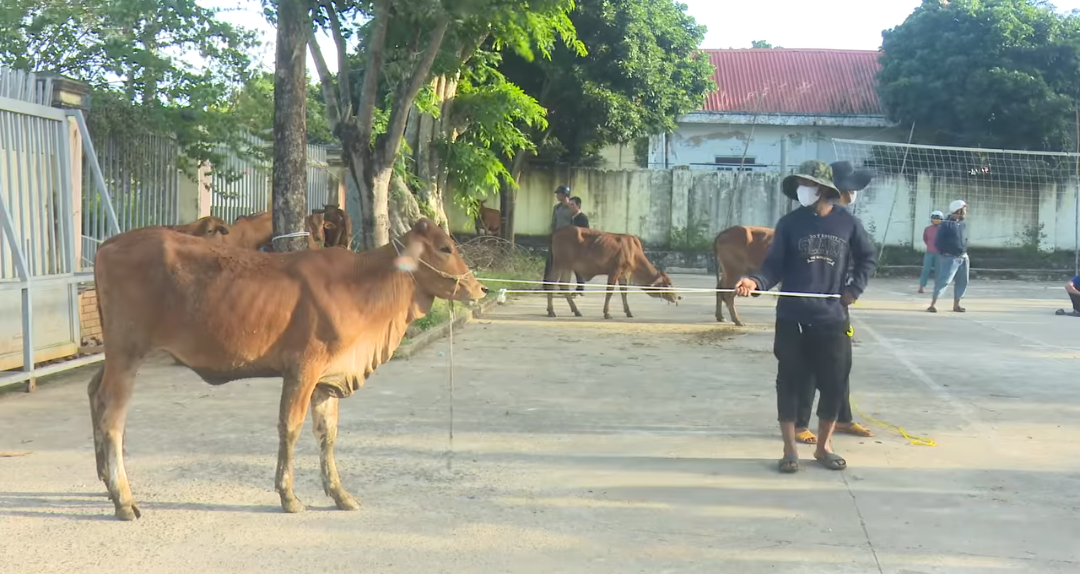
[634,48,909,172]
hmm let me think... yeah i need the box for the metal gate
[0,69,83,388]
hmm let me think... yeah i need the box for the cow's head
[193,216,231,240]
[394,218,488,304]
[647,271,681,305]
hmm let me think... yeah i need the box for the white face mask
[796,185,820,207]
[847,190,858,205]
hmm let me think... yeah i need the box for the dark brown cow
[228,211,335,251]
[476,200,501,236]
[545,226,679,319]
[313,204,352,249]
[713,225,774,326]
[165,216,231,240]
[87,218,487,520]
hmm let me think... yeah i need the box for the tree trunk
[399,75,457,232]
[388,173,422,237]
[271,0,309,252]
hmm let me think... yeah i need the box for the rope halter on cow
[391,236,473,298]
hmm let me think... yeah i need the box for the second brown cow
[545,226,679,319]
[713,225,774,326]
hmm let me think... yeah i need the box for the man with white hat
[928,199,969,313]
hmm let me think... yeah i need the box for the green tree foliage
[0,0,259,174]
[304,0,582,248]
[879,0,1080,152]
[226,71,335,159]
[498,0,715,166]
[750,40,780,48]
[436,50,548,218]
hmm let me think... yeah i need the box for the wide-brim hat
[781,160,841,201]
[830,160,875,205]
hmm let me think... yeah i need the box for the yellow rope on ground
[850,399,937,447]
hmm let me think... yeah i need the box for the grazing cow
[475,201,501,236]
[87,218,487,520]
[713,225,775,326]
[228,211,336,251]
[164,216,231,240]
[545,226,679,319]
[313,204,352,249]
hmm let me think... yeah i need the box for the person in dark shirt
[1054,275,1080,316]
[928,199,969,313]
[567,196,589,293]
[733,160,877,473]
[569,197,590,228]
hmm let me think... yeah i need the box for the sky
[203,0,1080,73]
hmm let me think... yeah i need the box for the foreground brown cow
[713,225,774,326]
[87,218,487,520]
[228,211,336,250]
[476,200,501,236]
[545,226,679,319]
[165,215,231,240]
[313,204,352,248]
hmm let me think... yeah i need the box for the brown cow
[713,225,775,326]
[313,204,352,249]
[227,211,336,251]
[87,218,487,520]
[164,216,231,240]
[476,200,501,236]
[545,226,679,319]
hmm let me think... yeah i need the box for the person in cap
[543,185,581,290]
[918,211,945,294]
[928,200,969,313]
[733,160,877,473]
[792,161,875,443]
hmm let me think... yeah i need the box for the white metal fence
[211,136,334,223]
[0,67,91,388]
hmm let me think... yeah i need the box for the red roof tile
[699,49,884,116]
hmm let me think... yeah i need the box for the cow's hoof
[734,321,745,327]
[114,503,141,521]
[547,311,556,318]
[574,311,583,317]
[603,313,613,320]
[715,316,725,323]
[625,313,634,318]
[280,496,306,514]
[331,491,361,511]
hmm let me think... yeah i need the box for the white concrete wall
[647,123,910,171]
[450,167,1080,254]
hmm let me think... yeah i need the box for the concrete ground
[1,275,1078,574]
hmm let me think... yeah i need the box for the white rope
[474,276,837,297]
[272,231,311,240]
[447,301,455,473]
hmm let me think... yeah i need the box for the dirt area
[1,275,1079,573]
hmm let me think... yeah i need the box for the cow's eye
[439,246,453,254]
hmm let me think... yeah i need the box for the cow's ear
[217,226,230,235]
[413,219,430,234]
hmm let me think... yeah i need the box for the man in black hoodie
[734,160,877,473]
